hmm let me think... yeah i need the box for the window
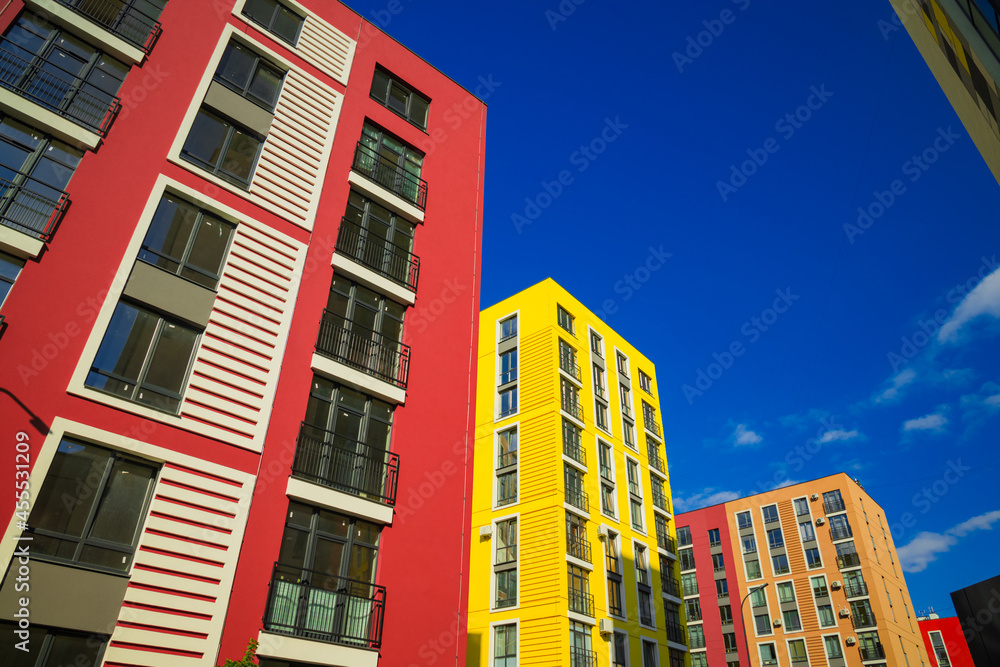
[593,363,607,399]
[742,535,757,554]
[86,301,200,412]
[679,547,695,571]
[242,0,303,45]
[712,553,725,572]
[761,504,779,523]
[181,108,263,187]
[495,518,517,564]
[370,66,430,129]
[499,386,517,418]
[685,598,702,621]
[492,515,517,608]
[623,421,636,449]
[341,190,418,286]
[723,632,738,652]
[355,121,425,205]
[596,400,609,431]
[26,439,156,572]
[745,559,762,579]
[612,631,628,667]
[570,622,593,665]
[215,40,284,110]
[499,315,517,341]
[605,534,624,617]
[568,564,591,616]
[716,578,729,597]
[494,624,517,667]
[557,305,575,333]
[630,499,643,530]
[0,251,24,305]
[496,569,517,608]
[817,605,835,627]
[561,377,581,418]
[688,625,705,649]
[929,630,951,666]
[805,547,822,568]
[772,553,790,575]
[495,429,518,501]
[619,383,632,416]
[783,609,802,631]
[689,653,707,667]
[641,639,659,667]
[601,483,616,517]
[811,575,829,598]
[626,459,641,497]
[676,526,692,546]
[0,624,108,666]
[767,527,784,549]
[599,441,613,481]
[736,510,753,529]
[850,599,876,628]
[759,643,777,665]
[776,582,795,603]
[565,464,585,510]
[708,528,720,546]
[590,330,603,357]
[559,339,579,379]
[793,498,809,516]
[497,428,518,468]
[616,351,629,376]
[497,470,516,506]
[499,349,517,384]
[681,572,698,596]
[719,604,733,624]
[823,489,845,513]
[138,194,235,290]
[799,520,815,541]
[830,513,853,539]
[788,638,808,662]
[750,587,767,607]
[638,370,652,393]
[836,540,859,567]
[754,613,772,635]
[823,634,843,659]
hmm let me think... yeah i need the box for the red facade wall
[920,617,976,667]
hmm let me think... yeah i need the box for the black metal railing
[352,142,427,209]
[263,562,385,649]
[661,574,681,598]
[852,610,877,630]
[679,553,696,572]
[644,415,661,437]
[292,422,399,506]
[838,552,861,569]
[665,621,687,645]
[830,525,853,541]
[824,497,846,514]
[657,527,676,554]
[335,217,419,291]
[566,486,589,513]
[570,646,597,667]
[0,37,121,135]
[0,170,70,240]
[568,590,594,616]
[859,644,886,661]
[562,396,583,420]
[567,534,592,563]
[651,487,671,513]
[682,581,699,597]
[56,0,162,53]
[563,438,586,466]
[647,443,665,473]
[316,312,410,388]
[844,580,869,598]
[560,353,581,380]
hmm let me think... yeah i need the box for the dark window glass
[370,66,431,129]
[342,190,416,284]
[215,40,284,110]
[181,108,263,187]
[357,122,424,204]
[242,0,303,45]
[138,194,235,289]
[278,501,379,584]
[0,623,108,667]
[0,250,24,305]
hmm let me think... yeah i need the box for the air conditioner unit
[773,619,782,627]
[845,637,856,646]
[815,517,826,525]
[480,525,493,538]
[598,526,611,540]
[810,493,819,501]
[839,609,851,618]
[830,581,843,590]
[599,618,615,634]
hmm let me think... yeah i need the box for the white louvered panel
[228,241,296,279]
[142,515,231,547]
[203,321,275,360]
[193,346,270,384]
[108,627,209,653]
[179,404,256,439]
[152,485,239,516]
[122,587,218,619]
[206,306,279,347]
[227,229,298,273]
[118,607,211,635]
[296,15,354,85]
[214,285,285,325]
[128,568,221,597]
[160,465,246,499]
[102,646,204,667]
[223,255,293,295]
[183,387,261,424]
[187,369,265,406]
[185,375,263,413]
[135,551,225,582]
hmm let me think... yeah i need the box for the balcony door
[358,122,424,205]
[323,277,405,383]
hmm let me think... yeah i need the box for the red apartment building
[0,2,486,666]
[919,615,975,667]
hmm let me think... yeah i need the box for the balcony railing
[567,534,592,563]
[566,486,589,513]
[0,37,121,135]
[644,415,661,437]
[824,497,846,514]
[656,528,676,555]
[570,647,597,667]
[316,312,410,388]
[263,562,385,650]
[352,142,427,210]
[682,582,699,597]
[688,631,706,649]
[664,621,687,646]
[661,574,681,598]
[292,422,399,506]
[560,353,581,381]
[830,525,853,541]
[844,580,869,598]
[651,487,671,513]
[568,590,595,617]
[563,438,586,466]
[647,443,665,473]
[838,552,861,569]
[562,396,583,420]
[335,217,419,291]
[852,610,878,630]
[0,169,69,240]
[55,0,162,53]
[859,644,886,661]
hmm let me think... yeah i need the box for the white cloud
[898,510,1000,572]
[938,266,1000,342]
[819,429,860,443]
[874,368,917,403]
[732,424,762,446]
[902,413,947,432]
[673,489,741,513]
[773,478,803,490]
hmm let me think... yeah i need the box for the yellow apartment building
[467,279,690,667]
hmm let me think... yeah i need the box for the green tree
[222,639,258,667]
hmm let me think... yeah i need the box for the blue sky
[348,0,1000,615]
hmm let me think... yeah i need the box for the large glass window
[772,553,790,575]
[214,40,284,110]
[493,624,517,667]
[799,519,815,541]
[86,301,200,412]
[496,518,517,564]
[181,108,263,187]
[823,634,843,659]
[499,315,517,341]
[0,250,24,305]
[745,559,762,580]
[356,121,424,205]
[499,349,517,384]
[138,194,235,289]
[341,190,416,285]
[242,0,304,45]
[761,504,779,523]
[370,66,430,129]
[557,305,574,333]
[788,639,808,663]
[26,439,157,572]
[0,624,107,667]
[322,276,407,378]
[736,510,752,529]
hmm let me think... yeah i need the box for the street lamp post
[740,582,769,666]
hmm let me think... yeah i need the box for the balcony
[352,142,427,210]
[838,552,861,569]
[656,527,676,555]
[647,443,665,473]
[335,217,419,291]
[664,621,687,645]
[661,574,681,598]
[292,422,399,506]
[830,525,853,541]
[0,37,121,135]
[567,534,592,563]
[688,631,706,649]
[316,312,410,389]
[568,590,594,617]
[651,487,671,513]
[824,496,846,514]
[682,582,699,597]
[566,486,589,513]
[852,610,877,630]
[0,169,69,241]
[859,644,886,661]
[644,415,660,437]
[263,562,385,650]
[844,580,869,598]
[570,647,597,667]
[55,0,162,54]
[560,353,581,381]
[562,395,584,420]
[563,438,586,466]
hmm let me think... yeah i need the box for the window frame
[180,107,265,189]
[370,65,431,130]
[0,250,25,307]
[491,621,518,667]
[557,304,575,334]
[241,0,305,46]
[214,39,286,111]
